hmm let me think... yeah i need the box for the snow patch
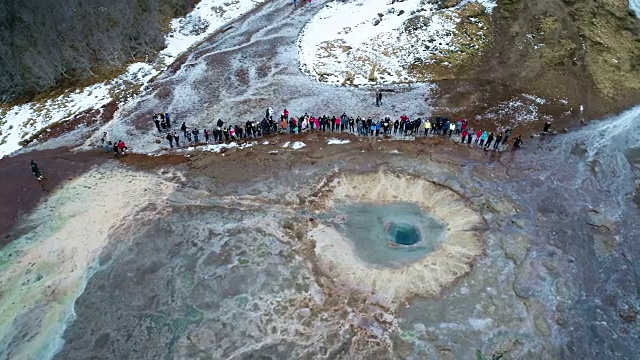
[197,141,255,153]
[282,141,306,149]
[298,0,494,85]
[0,0,267,158]
[327,138,351,145]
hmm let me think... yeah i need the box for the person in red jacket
[117,140,128,155]
[283,109,289,120]
[475,129,483,145]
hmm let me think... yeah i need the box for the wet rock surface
[33,107,638,359]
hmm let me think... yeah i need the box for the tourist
[181,122,187,137]
[160,117,167,131]
[101,132,110,152]
[117,140,128,155]
[165,113,171,128]
[30,160,43,180]
[174,132,180,147]
[543,121,551,133]
[504,127,512,144]
[513,136,523,150]
[475,129,483,145]
[192,128,200,143]
[153,116,161,132]
[166,132,174,148]
[479,131,488,147]
[493,133,503,150]
[485,132,494,148]
[204,128,210,143]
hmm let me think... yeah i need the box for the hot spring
[334,202,448,268]
[310,172,484,302]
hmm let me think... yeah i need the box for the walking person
[181,122,188,137]
[166,132,174,148]
[375,91,380,106]
[30,160,43,181]
[543,121,551,133]
[192,128,200,143]
[512,136,523,150]
[165,113,171,128]
[174,132,180,147]
[153,116,161,132]
[204,129,210,143]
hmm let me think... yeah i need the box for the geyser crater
[309,172,484,303]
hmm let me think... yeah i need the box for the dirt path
[0,148,107,243]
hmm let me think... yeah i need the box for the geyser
[310,172,485,302]
[387,222,420,246]
[333,202,447,268]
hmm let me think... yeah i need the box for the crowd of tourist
[148,107,525,152]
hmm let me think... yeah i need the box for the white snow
[195,141,255,153]
[282,141,306,149]
[481,94,550,125]
[161,0,265,65]
[631,0,640,17]
[0,0,267,158]
[298,0,494,85]
[327,138,351,145]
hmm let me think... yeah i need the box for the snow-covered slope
[0,0,266,158]
[631,0,640,16]
[297,0,495,85]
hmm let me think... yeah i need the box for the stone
[298,308,311,317]
[500,233,531,265]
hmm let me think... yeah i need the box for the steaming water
[334,202,447,268]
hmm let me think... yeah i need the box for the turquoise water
[387,222,421,245]
[331,202,447,268]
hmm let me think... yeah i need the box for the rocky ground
[1,111,639,358]
[1,0,639,359]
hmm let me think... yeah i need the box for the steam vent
[310,172,484,303]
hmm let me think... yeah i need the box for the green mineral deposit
[399,330,417,342]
